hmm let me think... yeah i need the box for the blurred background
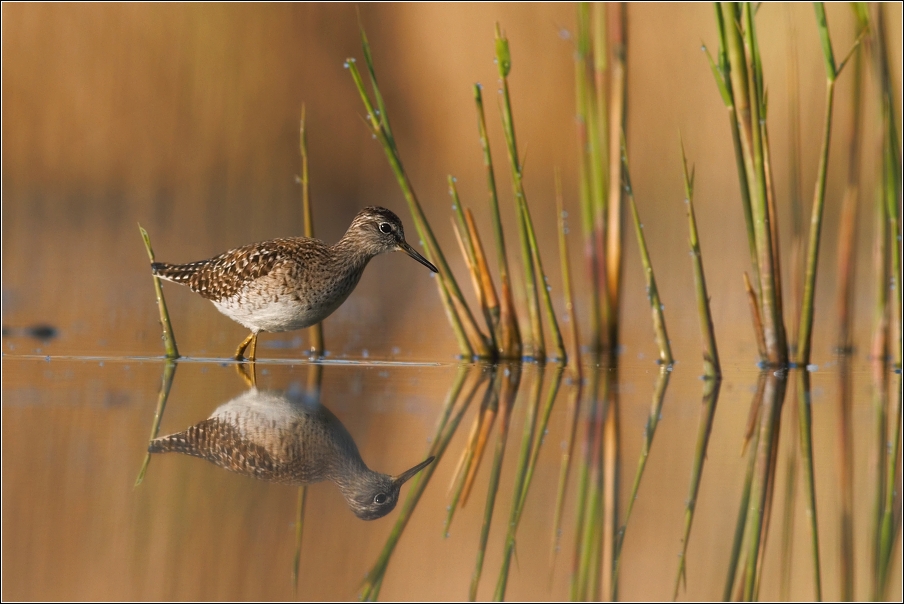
[2,3,902,601]
[3,3,899,362]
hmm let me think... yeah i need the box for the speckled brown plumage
[148,388,434,520]
[149,207,437,361]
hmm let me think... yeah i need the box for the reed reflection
[148,377,433,521]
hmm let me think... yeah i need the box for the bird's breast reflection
[149,388,433,520]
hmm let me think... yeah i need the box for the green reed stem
[551,378,582,570]
[673,376,721,599]
[360,367,478,601]
[622,141,673,365]
[495,24,566,362]
[681,143,720,376]
[495,366,564,600]
[778,370,800,601]
[743,372,787,601]
[299,105,324,356]
[797,4,837,366]
[139,225,179,359]
[134,360,177,486]
[347,30,490,359]
[575,5,604,355]
[493,365,544,600]
[723,373,764,600]
[556,169,583,379]
[786,7,805,355]
[474,85,521,359]
[470,369,516,601]
[796,369,823,600]
[292,485,307,594]
[571,368,605,601]
[612,367,671,597]
[705,33,760,296]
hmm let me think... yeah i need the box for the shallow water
[2,3,901,600]
[2,350,899,600]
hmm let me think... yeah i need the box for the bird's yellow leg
[235,362,257,388]
[235,332,255,361]
[247,332,259,362]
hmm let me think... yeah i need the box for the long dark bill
[393,456,436,486]
[399,241,438,273]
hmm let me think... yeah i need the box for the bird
[150,206,438,361]
[148,387,435,520]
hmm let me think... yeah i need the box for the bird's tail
[150,261,207,285]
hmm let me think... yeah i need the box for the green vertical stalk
[575,4,604,355]
[611,367,670,598]
[474,85,521,358]
[704,20,760,294]
[134,360,177,486]
[470,368,517,601]
[682,144,720,376]
[495,366,564,600]
[745,3,787,366]
[796,369,824,600]
[292,485,307,594]
[742,372,788,601]
[556,169,583,379]
[623,141,673,365]
[299,105,324,356]
[673,376,722,598]
[139,225,179,359]
[495,25,542,359]
[797,3,837,367]
[799,4,864,366]
[494,26,566,362]
[786,7,805,355]
[347,31,491,359]
[723,372,765,600]
[360,367,478,601]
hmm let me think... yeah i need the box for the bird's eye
[379,222,392,234]
[374,493,387,504]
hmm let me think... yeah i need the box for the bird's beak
[393,456,435,487]
[399,241,438,273]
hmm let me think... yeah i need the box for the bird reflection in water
[149,387,434,520]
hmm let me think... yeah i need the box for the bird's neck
[330,234,376,274]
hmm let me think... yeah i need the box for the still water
[2,346,899,600]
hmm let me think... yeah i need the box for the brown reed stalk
[834,7,869,354]
[605,3,627,351]
[299,105,323,356]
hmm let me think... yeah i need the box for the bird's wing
[176,239,300,300]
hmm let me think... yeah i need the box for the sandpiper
[151,206,437,361]
[148,388,434,520]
